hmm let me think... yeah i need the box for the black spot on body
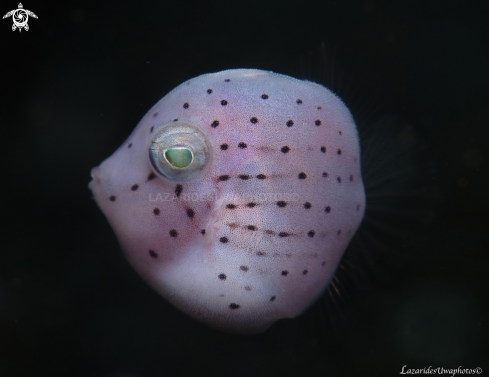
[298,172,307,179]
[150,125,154,133]
[220,144,228,150]
[173,118,178,122]
[211,120,219,128]
[226,204,236,209]
[218,175,229,181]
[256,174,266,179]
[239,174,250,180]
[240,266,249,271]
[186,208,195,218]
[281,146,290,153]
[246,202,256,208]
[325,206,331,213]
[308,230,315,238]
[183,102,189,109]
[322,172,328,177]
[270,296,276,301]
[201,229,206,235]
[261,94,269,99]
[337,149,342,155]
[257,251,266,256]
[109,195,116,202]
[304,202,311,209]
[247,225,257,231]
[221,100,228,106]
[317,106,322,110]
[296,99,303,104]
[153,208,160,215]
[281,270,289,276]
[147,172,156,181]
[303,269,308,275]
[276,201,287,208]
[169,229,178,237]
[175,184,183,197]
[320,146,326,153]
[250,117,258,124]
[131,184,139,191]
[286,120,294,127]
[315,120,321,126]
[337,176,342,183]
[153,112,158,118]
[128,143,132,148]
[238,142,247,149]
[149,250,158,258]
[207,89,213,94]
[225,79,230,82]
[229,303,240,309]
[278,232,289,237]
[220,237,229,243]
[219,274,226,280]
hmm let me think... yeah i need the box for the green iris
[164,148,193,168]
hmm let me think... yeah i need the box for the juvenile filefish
[89,69,365,334]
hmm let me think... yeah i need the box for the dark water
[2,0,488,376]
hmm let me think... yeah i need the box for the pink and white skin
[89,69,365,334]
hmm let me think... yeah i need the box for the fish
[89,69,366,334]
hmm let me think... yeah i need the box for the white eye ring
[149,121,212,181]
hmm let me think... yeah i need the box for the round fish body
[89,69,366,334]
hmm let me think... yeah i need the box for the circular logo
[12,8,28,28]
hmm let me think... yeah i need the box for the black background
[1,0,488,376]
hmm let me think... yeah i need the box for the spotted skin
[89,69,365,334]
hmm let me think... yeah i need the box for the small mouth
[88,166,100,190]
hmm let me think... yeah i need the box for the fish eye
[149,122,212,181]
